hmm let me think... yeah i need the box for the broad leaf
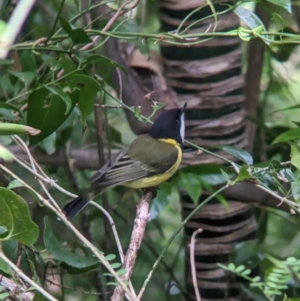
[27,87,78,146]
[233,165,253,184]
[0,145,14,161]
[217,145,253,165]
[0,188,39,245]
[265,0,291,12]
[292,180,300,202]
[234,6,266,31]
[273,128,300,144]
[178,172,202,204]
[291,143,300,170]
[149,182,179,220]
[59,17,91,44]
[67,74,101,124]
[43,85,72,114]
[0,102,23,117]
[8,71,37,86]
[43,217,98,269]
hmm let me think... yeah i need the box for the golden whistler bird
[63,103,187,219]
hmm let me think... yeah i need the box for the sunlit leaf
[273,128,300,144]
[0,145,14,161]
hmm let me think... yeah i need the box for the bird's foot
[142,187,159,199]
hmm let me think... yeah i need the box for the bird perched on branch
[63,103,187,219]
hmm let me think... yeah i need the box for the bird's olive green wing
[88,135,179,193]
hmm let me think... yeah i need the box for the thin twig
[0,251,57,301]
[190,229,203,301]
[111,189,154,301]
[0,153,137,301]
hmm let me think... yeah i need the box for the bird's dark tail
[63,195,90,219]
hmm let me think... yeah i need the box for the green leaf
[110,262,122,269]
[0,188,39,245]
[33,293,48,301]
[180,164,233,185]
[273,128,300,143]
[85,53,127,75]
[67,74,101,124]
[0,257,12,275]
[27,87,78,146]
[134,106,142,121]
[149,182,179,220]
[178,172,202,204]
[0,102,23,117]
[291,144,300,169]
[265,0,291,12]
[43,85,73,114]
[43,217,98,269]
[0,59,14,66]
[105,254,116,261]
[59,17,92,44]
[234,7,266,31]
[235,265,245,273]
[217,145,253,165]
[0,145,14,161]
[233,166,253,184]
[20,51,38,72]
[292,180,300,202]
[39,132,56,155]
[116,268,126,276]
[0,225,7,235]
[8,71,37,86]
[0,292,9,299]
[240,285,269,301]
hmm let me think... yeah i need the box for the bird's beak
[180,102,187,115]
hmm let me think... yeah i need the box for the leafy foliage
[1,0,300,300]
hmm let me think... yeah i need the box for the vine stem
[137,184,229,299]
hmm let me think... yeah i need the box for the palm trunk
[159,1,258,300]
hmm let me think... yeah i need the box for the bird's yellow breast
[123,139,182,189]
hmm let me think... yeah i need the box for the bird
[63,102,187,219]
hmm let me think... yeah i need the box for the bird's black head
[149,102,187,145]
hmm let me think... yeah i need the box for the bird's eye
[175,119,179,125]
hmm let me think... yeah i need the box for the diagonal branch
[111,189,154,301]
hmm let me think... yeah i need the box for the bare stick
[190,229,203,301]
[0,275,34,301]
[111,189,154,301]
[0,251,57,301]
